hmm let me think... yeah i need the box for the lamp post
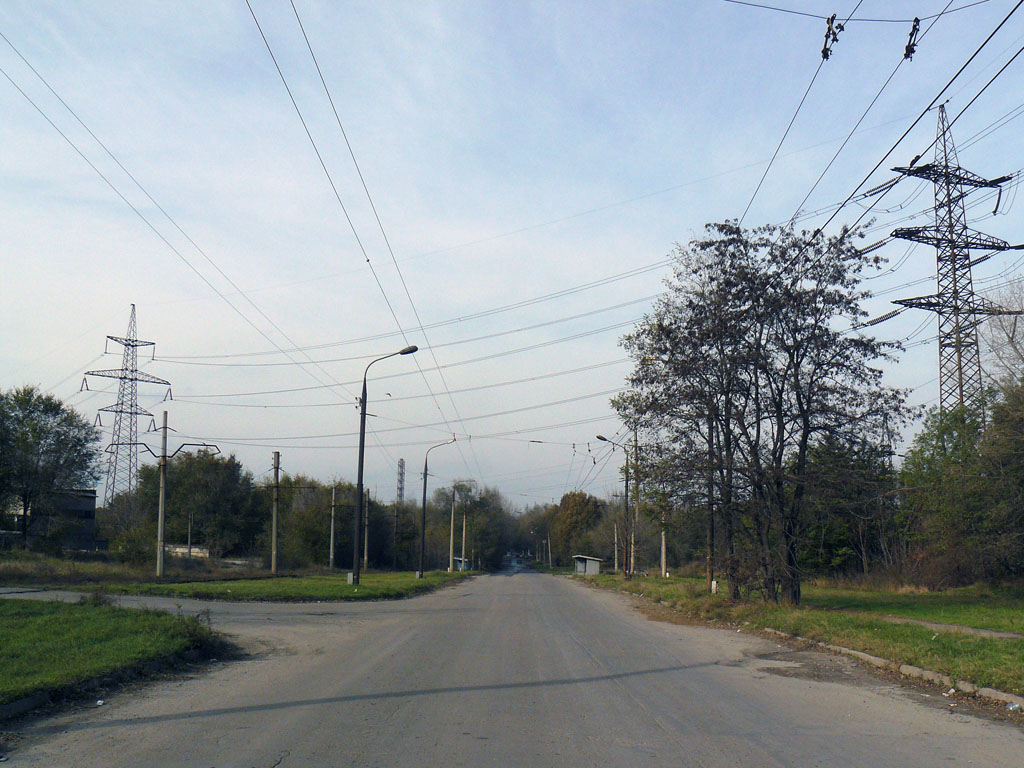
[419,436,456,578]
[352,345,417,585]
[597,434,631,578]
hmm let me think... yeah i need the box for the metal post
[329,486,336,569]
[156,410,167,578]
[272,450,279,575]
[419,458,429,578]
[448,487,455,572]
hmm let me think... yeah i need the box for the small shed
[572,555,603,576]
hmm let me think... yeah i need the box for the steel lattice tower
[396,458,406,505]
[86,305,170,507]
[891,105,1020,416]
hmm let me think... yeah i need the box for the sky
[2,0,1023,509]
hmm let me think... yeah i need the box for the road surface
[3,569,1023,767]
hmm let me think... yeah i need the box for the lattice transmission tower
[85,305,170,507]
[396,458,406,505]
[891,104,1022,417]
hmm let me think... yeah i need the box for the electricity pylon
[891,105,1022,417]
[85,305,170,507]
[396,458,406,504]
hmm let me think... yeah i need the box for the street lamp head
[399,345,418,355]
[596,434,608,442]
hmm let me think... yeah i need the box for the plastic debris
[1007,702,1021,712]
[943,688,955,697]
[96,700,104,706]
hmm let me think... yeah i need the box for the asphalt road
[4,570,1023,767]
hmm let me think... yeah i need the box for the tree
[133,451,267,560]
[552,491,604,560]
[0,386,101,544]
[620,221,907,602]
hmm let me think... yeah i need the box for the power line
[721,0,992,24]
[156,295,656,368]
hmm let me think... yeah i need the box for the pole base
[347,572,355,585]
[415,571,424,579]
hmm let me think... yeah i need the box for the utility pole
[547,534,552,567]
[891,104,1023,418]
[613,522,619,573]
[660,507,667,578]
[363,488,370,572]
[460,501,467,572]
[448,487,456,572]
[631,427,639,576]
[156,411,168,578]
[329,486,336,569]
[272,451,280,575]
[706,412,715,592]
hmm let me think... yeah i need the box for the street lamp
[352,344,417,585]
[419,436,456,578]
[597,434,632,578]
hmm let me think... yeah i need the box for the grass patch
[0,550,267,586]
[95,570,469,602]
[800,582,1024,634]
[576,573,1024,696]
[0,597,220,706]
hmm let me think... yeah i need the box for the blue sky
[2,1,1023,506]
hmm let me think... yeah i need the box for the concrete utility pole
[460,501,467,572]
[156,411,168,578]
[613,522,618,573]
[661,507,667,578]
[547,535,552,567]
[448,487,456,572]
[329,486,336,569]
[272,451,280,575]
[363,488,369,572]
[631,427,639,576]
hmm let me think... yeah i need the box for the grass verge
[800,582,1024,634]
[94,570,470,602]
[0,596,222,707]
[578,574,1024,696]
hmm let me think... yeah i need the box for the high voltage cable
[160,260,670,360]
[738,0,863,225]
[289,0,485,479]
[721,0,993,23]
[0,60,363,414]
[171,359,629,409]
[786,2,955,225]
[245,0,481,476]
[0,29,366,409]
[175,319,638,399]
[173,413,620,451]
[157,295,657,368]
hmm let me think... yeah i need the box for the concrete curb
[761,627,1024,710]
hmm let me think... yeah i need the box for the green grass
[576,573,1024,696]
[800,583,1024,634]
[0,597,218,706]
[95,570,470,602]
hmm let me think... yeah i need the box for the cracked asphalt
[3,570,1023,767]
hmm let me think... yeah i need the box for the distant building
[4,489,106,551]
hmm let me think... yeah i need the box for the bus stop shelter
[572,555,603,576]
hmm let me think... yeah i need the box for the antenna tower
[891,105,1022,416]
[397,458,406,505]
[85,305,170,506]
